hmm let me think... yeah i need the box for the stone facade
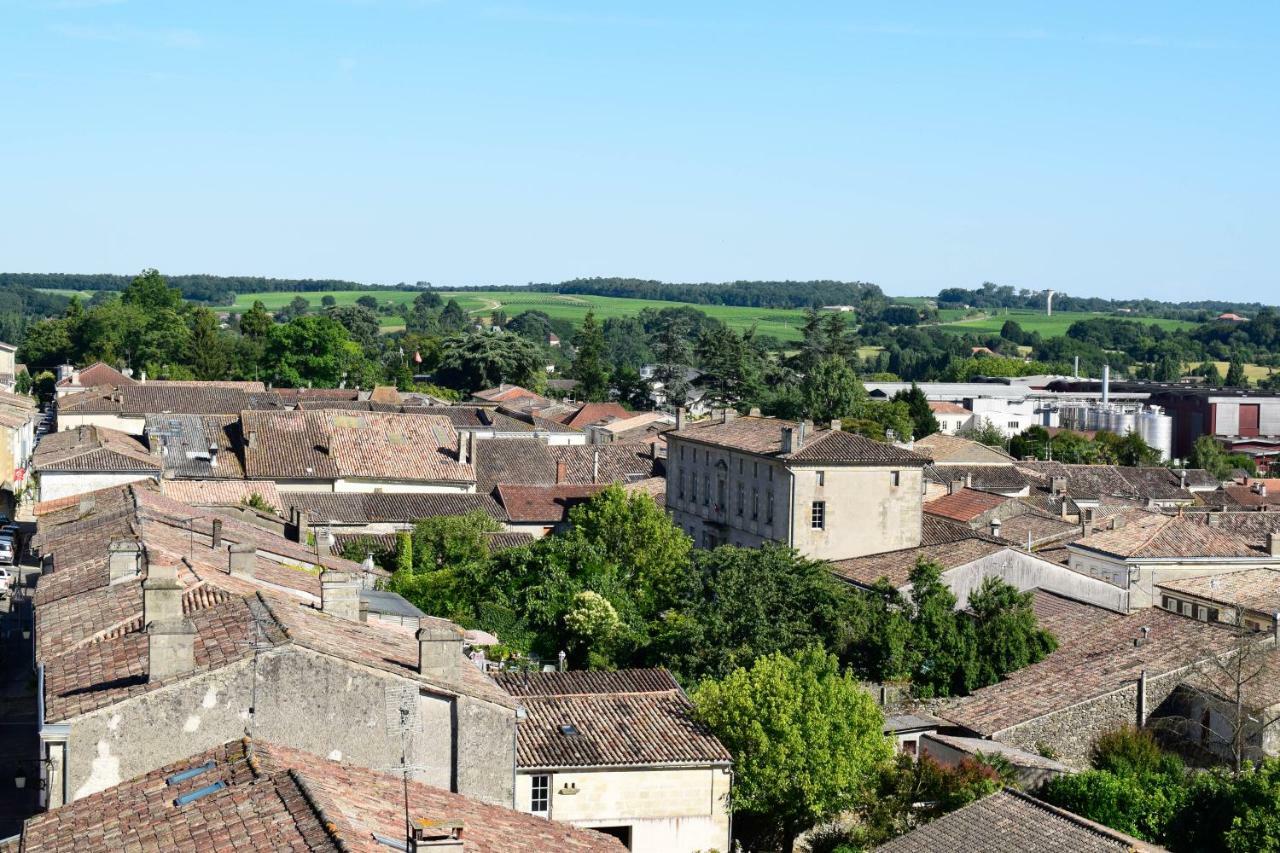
[514,766,731,853]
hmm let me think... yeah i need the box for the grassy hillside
[225,291,1201,341]
[933,308,1197,337]
[230,289,812,340]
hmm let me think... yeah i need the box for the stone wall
[58,645,515,807]
[991,668,1188,769]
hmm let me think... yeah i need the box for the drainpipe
[787,467,797,549]
[513,705,526,811]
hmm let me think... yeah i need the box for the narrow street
[0,529,42,839]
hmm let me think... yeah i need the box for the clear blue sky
[1,2,1276,300]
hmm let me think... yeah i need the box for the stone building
[665,413,931,558]
[32,424,162,501]
[31,483,518,811]
[494,669,732,853]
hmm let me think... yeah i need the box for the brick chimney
[148,618,196,682]
[228,542,256,579]
[417,619,464,681]
[108,540,144,585]
[320,571,360,621]
[555,460,567,484]
[142,559,183,625]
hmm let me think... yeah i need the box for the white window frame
[530,774,550,816]
[811,501,826,530]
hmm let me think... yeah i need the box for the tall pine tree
[571,310,609,401]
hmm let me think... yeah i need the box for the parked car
[0,566,11,598]
[1,524,21,554]
[0,539,15,567]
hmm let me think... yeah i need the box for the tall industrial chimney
[1101,364,1111,405]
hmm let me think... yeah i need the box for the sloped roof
[158,479,283,512]
[874,789,1161,852]
[58,384,275,416]
[472,384,549,404]
[12,739,623,852]
[1156,568,1280,615]
[32,424,160,473]
[941,606,1237,736]
[1071,512,1280,560]
[491,669,731,769]
[241,410,474,483]
[496,484,607,523]
[145,414,245,478]
[562,402,631,429]
[929,464,1035,491]
[54,360,133,387]
[672,416,930,465]
[828,536,1009,588]
[915,433,1015,464]
[285,491,506,524]
[924,488,1009,522]
[927,401,971,415]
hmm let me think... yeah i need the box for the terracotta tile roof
[874,789,1160,852]
[12,738,624,852]
[928,464,1035,491]
[927,401,971,415]
[285,491,506,524]
[562,402,631,429]
[476,439,557,490]
[54,361,134,387]
[996,511,1081,547]
[241,410,474,483]
[828,535,1008,588]
[549,443,662,483]
[472,384,549,404]
[914,433,1015,464]
[32,425,160,473]
[672,416,930,465]
[496,484,607,523]
[1156,568,1280,615]
[485,531,536,552]
[159,479,284,512]
[919,514,986,546]
[924,488,1009,522]
[57,385,276,416]
[1019,462,1197,503]
[144,414,245,478]
[491,669,731,769]
[941,607,1238,736]
[1223,483,1280,508]
[1071,511,1280,560]
[1030,590,1119,644]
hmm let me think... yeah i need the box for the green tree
[121,268,183,312]
[563,590,621,668]
[695,325,765,410]
[968,576,1057,688]
[1189,435,1247,480]
[280,295,310,320]
[439,298,470,332]
[1226,358,1248,388]
[906,559,977,697]
[238,300,274,338]
[570,310,609,401]
[435,332,546,393]
[189,307,231,380]
[264,315,373,387]
[395,530,413,575]
[321,294,337,307]
[325,304,381,348]
[692,647,893,853]
[891,383,940,440]
[356,294,379,310]
[802,356,865,422]
[958,416,1006,448]
[1198,359,1224,386]
[651,314,694,408]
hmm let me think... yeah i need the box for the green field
[230,289,813,340]
[36,288,107,299]
[225,292,1201,342]
[933,308,1197,337]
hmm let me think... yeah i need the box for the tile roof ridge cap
[251,591,291,641]
[284,767,354,852]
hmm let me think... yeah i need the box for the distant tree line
[0,272,425,306]
[531,276,889,310]
[937,280,1271,321]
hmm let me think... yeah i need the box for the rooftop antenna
[380,684,426,851]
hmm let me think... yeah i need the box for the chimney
[799,420,812,448]
[1208,513,1221,528]
[78,492,97,516]
[1101,364,1111,404]
[989,517,1002,538]
[1051,476,1067,496]
[245,430,255,449]
[108,541,144,585]
[1073,355,1080,379]
[147,618,196,682]
[964,473,973,489]
[749,407,762,417]
[139,370,147,384]
[781,426,795,454]
[555,460,567,484]
[293,510,310,545]
[458,431,472,465]
[591,449,600,484]
[417,619,464,681]
[208,443,218,468]
[1179,470,1188,490]
[1269,533,1280,558]
[142,559,184,626]
[359,598,370,624]
[320,571,360,621]
[949,479,965,495]
[228,542,256,579]
[722,408,736,424]
[211,519,223,549]
[830,419,841,432]
[675,407,686,431]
